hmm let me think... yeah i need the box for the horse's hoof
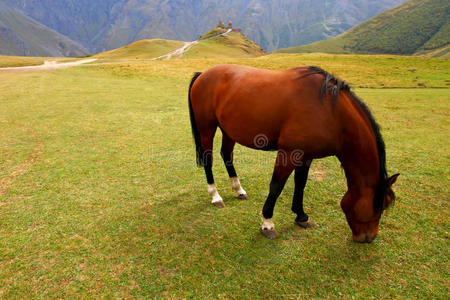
[260,228,280,239]
[212,201,225,208]
[236,193,249,200]
[295,220,314,229]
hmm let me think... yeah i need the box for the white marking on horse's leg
[208,184,223,204]
[230,177,247,198]
[260,211,275,230]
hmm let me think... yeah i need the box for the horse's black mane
[305,66,389,212]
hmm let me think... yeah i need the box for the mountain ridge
[0,3,87,57]
[0,0,405,55]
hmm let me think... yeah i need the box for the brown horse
[188,64,399,243]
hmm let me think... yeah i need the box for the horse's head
[341,173,399,243]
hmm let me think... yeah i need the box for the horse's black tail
[188,72,204,167]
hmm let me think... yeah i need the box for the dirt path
[152,41,199,60]
[152,29,232,60]
[0,58,98,72]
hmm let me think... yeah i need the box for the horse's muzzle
[352,233,377,243]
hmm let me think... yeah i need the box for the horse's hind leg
[292,161,314,228]
[220,132,248,200]
[260,151,295,239]
[201,127,225,208]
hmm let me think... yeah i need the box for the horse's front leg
[260,151,295,239]
[292,161,314,228]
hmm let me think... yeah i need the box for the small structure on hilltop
[217,19,241,32]
[217,20,225,28]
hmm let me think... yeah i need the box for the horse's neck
[338,111,380,192]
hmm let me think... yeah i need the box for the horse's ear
[388,173,400,187]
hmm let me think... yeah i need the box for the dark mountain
[0,3,87,57]
[0,0,405,54]
[276,0,450,57]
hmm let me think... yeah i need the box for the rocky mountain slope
[0,0,405,54]
[0,3,87,57]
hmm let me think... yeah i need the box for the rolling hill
[0,3,87,57]
[93,39,185,60]
[92,27,265,60]
[184,28,265,59]
[0,0,404,53]
[275,0,450,57]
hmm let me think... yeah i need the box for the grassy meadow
[0,53,449,298]
[0,55,79,68]
[0,55,46,68]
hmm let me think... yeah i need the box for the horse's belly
[216,95,288,150]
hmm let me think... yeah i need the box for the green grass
[93,39,185,61]
[94,53,450,88]
[0,54,448,298]
[276,0,450,57]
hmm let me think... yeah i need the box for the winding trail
[0,58,97,71]
[152,41,199,60]
[152,29,232,60]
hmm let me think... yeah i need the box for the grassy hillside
[0,54,448,298]
[415,44,450,59]
[418,18,450,52]
[0,3,87,57]
[185,29,265,59]
[93,28,266,61]
[198,27,229,40]
[93,39,185,60]
[0,55,45,67]
[276,0,449,56]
